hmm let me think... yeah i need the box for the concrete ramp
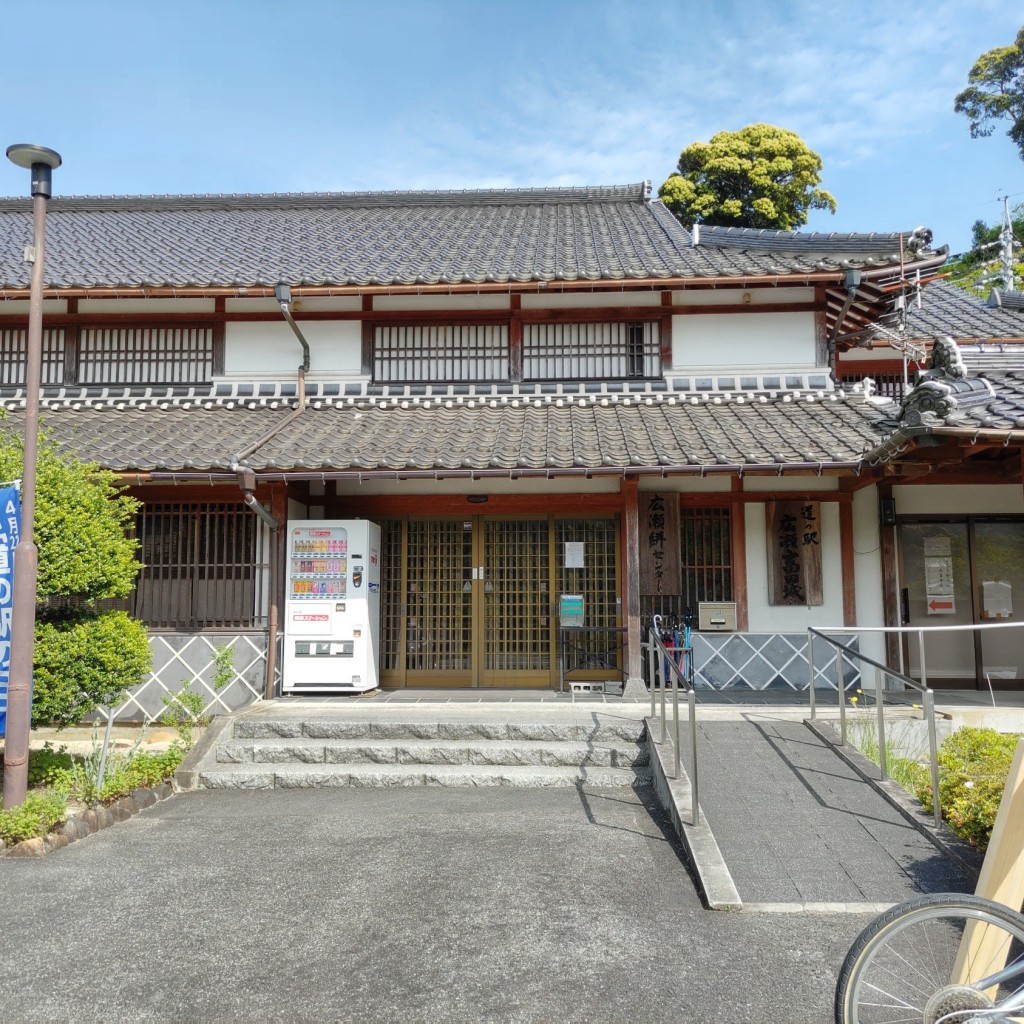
[649,712,977,910]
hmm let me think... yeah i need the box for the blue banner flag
[0,485,21,739]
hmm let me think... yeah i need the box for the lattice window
[555,518,618,627]
[681,507,732,605]
[839,367,908,402]
[373,324,508,383]
[79,326,215,384]
[0,327,66,385]
[379,519,403,671]
[133,503,269,629]
[523,321,660,380]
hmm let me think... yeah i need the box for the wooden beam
[660,291,673,371]
[621,478,642,681]
[677,490,853,506]
[509,295,522,383]
[62,297,79,387]
[814,287,829,368]
[839,497,857,627]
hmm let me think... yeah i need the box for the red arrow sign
[928,599,954,611]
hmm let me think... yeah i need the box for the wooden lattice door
[481,518,553,687]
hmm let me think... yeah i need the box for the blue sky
[2,0,1021,254]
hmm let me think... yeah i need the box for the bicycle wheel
[836,892,1024,1024]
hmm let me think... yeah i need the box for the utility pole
[999,195,1016,292]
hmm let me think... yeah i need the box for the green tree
[658,123,837,230]
[954,25,1024,160]
[0,429,150,727]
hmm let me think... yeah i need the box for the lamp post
[2,144,61,809]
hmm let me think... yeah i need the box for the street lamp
[2,144,61,809]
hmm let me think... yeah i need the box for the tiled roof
[0,184,945,292]
[696,225,937,265]
[0,388,894,475]
[903,280,1024,340]
[987,288,1024,310]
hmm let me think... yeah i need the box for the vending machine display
[282,519,381,693]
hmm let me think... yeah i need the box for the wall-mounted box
[698,602,737,632]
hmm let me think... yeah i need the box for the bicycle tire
[835,892,1024,1024]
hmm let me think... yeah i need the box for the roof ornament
[905,226,933,254]
[897,336,994,426]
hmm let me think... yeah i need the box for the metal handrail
[811,620,1024,687]
[807,627,941,829]
[648,620,699,826]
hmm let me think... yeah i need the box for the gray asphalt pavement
[0,786,876,1023]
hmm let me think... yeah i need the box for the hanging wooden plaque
[767,500,823,606]
[640,492,680,597]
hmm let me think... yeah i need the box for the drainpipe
[275,282,310,411]
[827,269,861,377]
[225,283,311,698]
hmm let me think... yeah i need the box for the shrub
[914,727,1021,852]
[31,610,151,728]
[0,790,67,846]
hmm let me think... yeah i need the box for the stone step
[231,718,644,744]
[216,737,648,768]
[197,763,652,790]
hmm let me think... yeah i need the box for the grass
[844,695,1020,853]
[0,732,186,848]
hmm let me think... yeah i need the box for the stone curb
[644,716,742,912]
[0,782,175,860]
[174,715,236,791]
[803,718,984,877]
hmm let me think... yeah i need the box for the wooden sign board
[639,492,680,598]
[767,500,823,606]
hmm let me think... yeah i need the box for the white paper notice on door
[565,542,585,569]
[982,579,1013,619]
[925,556,954,595]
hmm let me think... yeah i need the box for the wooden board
[953,738,1024,988]
[639,492,680,598]
[766,500,823,606]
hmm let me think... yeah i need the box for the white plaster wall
[78,298,216,314]
[0,299,66,315]
[893,484,1024,516]
[224,297,362,314]
[334,476,622,497]
[224,320,362,377]
[671,287,813,306]
[638,477,732,493]
[374,294,509,311]
[751,477,838,493]
[521,292,661,309]
[744,501,845,630]
[672,312,816,371]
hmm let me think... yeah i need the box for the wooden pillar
[621,477,642,679]
[264,484,288,699]
[839,494,857,627]
[730,479,749,630]
[877,482,901,670]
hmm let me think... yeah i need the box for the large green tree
[658,123,837,230]
[954,25,1024,160]
[0,430,150,726]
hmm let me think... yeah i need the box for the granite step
[198,762,653,790]
[230,718,644,744]
[215,737,648,768]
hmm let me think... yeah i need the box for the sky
[1,0,1021,255]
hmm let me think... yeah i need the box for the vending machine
[282,519,381,694]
